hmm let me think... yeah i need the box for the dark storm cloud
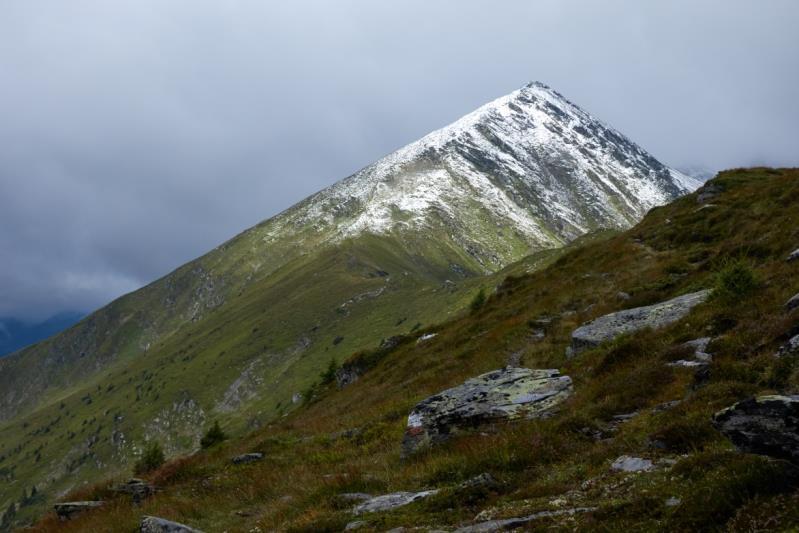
[1,0,797,319]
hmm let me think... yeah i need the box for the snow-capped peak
[260,82,698,271]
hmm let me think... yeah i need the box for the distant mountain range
[0,82,698,525]
[0,312,83,358]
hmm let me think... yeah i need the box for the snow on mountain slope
[260,82,699,270]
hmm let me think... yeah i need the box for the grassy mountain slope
[1,224,599,527]
[25,167,799,532]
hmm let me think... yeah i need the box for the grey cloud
[1,0,797,319]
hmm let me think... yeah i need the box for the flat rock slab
[141,516,204,533]
[611,455,655,472]
[352,490,439,515]
[54,501,104,520]
[402,368,572,456]
[231,452,264,465]
[568,290,711,356]
[713,395,799,464]
[455,507,597,532]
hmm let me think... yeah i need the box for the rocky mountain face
[0,82,697,525]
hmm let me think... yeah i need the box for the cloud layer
[1,0,797,319]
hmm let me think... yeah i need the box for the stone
[683,337,712,360]
[114,478,155,503]
[457,473,500,491]
[777,335,799,358]
[617,291,631,301]
[402,368,573,456]
[231,452,264,465]
[344,521,368,530]
[788,249,799,262]
[786,293,799,311]
[54,501,104,521]
[667,359,707,368]
[568,290,711,356]
[140,515,204,533]
[610,455,655,472]
[713,395,799,463]
[665,497,681,507]
[454,507,597,532]
[335,365,361,389]
[352,490,439,515]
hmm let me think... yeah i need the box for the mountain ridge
[0,82,697,526]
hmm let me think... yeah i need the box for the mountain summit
[262,81,698,269]
[0,83,699,524]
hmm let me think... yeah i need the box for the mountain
[0,82,696,526]
[0,313,84,358]
[27,168,799,532]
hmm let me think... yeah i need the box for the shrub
[320,358,339,385]
[714,259,757,302]
[470,288,487,313]
[200,420,227,449]
[134,441,165,475]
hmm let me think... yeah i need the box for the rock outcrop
[567,290,711,356]
[140,515,204,533]
[402,367,572,456]
[53,501,104,521]
[352,490,439,515]
[712,395,799,463]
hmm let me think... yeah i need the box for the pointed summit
[262,82,698,269]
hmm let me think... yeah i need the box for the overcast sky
[1,0,797,320]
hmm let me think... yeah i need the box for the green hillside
[18,167,799,532]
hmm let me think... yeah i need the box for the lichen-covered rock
[140,515,204,533]
[231,452,264,465]
[54,501,104,521]
[352,490,439,515]
[712,395,799,463]
[402,368,572,456]
[786,293,799,312]
[568,290,711,356]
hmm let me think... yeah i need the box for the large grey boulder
[54,501,104,521]
[712,395,799,463]
[141,516,204,533]
[402,368,572,456]
[568,290,711,356]
[352,490,439,515]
